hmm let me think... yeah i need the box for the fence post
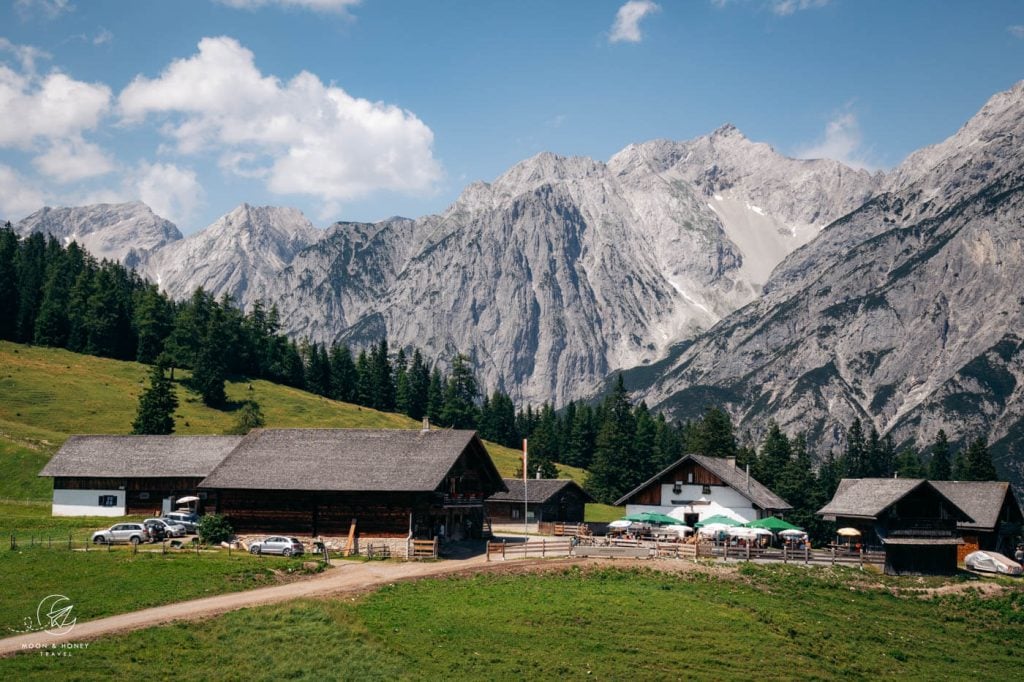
[9,533,14,551]
[783,545,787,564]
[724,543,729,562]
[542,539,546,558]
[486,540,491,562]
[804,544,809,564]
[831,546,835,566]
[859,549,863,570]
[502,540,506,560]
[68,533,72,551]
[746,544,750,562]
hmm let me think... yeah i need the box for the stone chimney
[421,417,430,433]
[726,457,737,468]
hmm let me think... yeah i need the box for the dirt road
[0,554,586,657]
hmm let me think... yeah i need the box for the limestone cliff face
[633,82,1024,489]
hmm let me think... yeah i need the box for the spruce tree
[842,418,866,477]
[132,363,178,434]
[894,448,925,478]
[755,422,792,490]
[440,353,479,428]
[328,344,357,402]
[689,406,737,458]
[355,349,374,406]
[227,400,266,435]
[928,429,952,479]
[426,367,444,423]
[406,349,430,420]
[961,437,998,481]
[586,375,640,504]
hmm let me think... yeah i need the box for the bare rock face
[633,81,1024,490]
[269,131,876,405]
[139,203,323,304]
[15,201,182,265]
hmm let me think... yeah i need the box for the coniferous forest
[0,224,1002,532]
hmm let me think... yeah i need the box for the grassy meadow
[2,564,1021,680]
[0,544,320,630]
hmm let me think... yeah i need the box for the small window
[702,485,712,495]
[687,473,694,483]
[512,508,520,520]
[98,495,118,507]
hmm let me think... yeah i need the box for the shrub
[198,514,233,545]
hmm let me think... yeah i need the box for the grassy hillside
[0,341,586,500]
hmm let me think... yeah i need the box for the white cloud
[610,1,661,44]
[32,136,116,183]
[215,0,360,13]
[14,0,74,20]
[0,164,47,218]
[133,162,203,226]
[795,109,876,171]
[1009,25,1024,39]
[0,37,51,74]
[0,62,112,148]
[119,36,442,207]
[771,0,830,16]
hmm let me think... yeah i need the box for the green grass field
[0,544,320,630]
[2,564,1021,680]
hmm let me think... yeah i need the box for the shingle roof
[39,435,242,479]
[613,453,792,511]
[930,481,1020,531]
[488,478,594,505]
[817,478,974,522]
[199,428,503,492]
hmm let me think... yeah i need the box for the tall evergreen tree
[928,429,952,479]
[440,353,479,428]
[14,231,46,342]
[355,349,374,406]
[586,375,640,504]
[190,303,228,406]
[0,223,19,340]
[426,367,444,423]
[755,422,792,490]
[405,349,430,420]
[394,349,410,414]
[370,339,395,410]
[131,362,178,435]
[894,448,926,478]
[519,403,558,478]
[688,406,737,458]
[842,418,867,478]
[328,344,357,403]
[133,284,172,364]
[958,437,998,481]
[227,400,266,435]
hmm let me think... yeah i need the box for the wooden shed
[930,481,1023,560]
[486,478,594,523]
[818,478,974,575]
[199,428,506,541]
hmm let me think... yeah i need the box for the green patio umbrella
[622,512,684,525]
[693,514,743,528]
[742,516,802,532]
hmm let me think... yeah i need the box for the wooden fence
[408,538,438,560]
[537,522,590,537]
[486,539,574,561]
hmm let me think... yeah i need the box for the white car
[964,550,1023,576]
[248,536,305,557]
[92,523,149,545]
[143,518,187,538]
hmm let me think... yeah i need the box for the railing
[537,522,590,537]
[441,494,484,506]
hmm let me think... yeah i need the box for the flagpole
[523,438,528,535]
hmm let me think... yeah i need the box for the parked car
[163,511,200,533]
[144,518,186,537]
[92,523,149,545]
[964,550,1023,576]
[248,536,305,557]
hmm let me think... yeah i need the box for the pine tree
[355,349,374,407]
[394,348,410,414]
[190,303,228,407]
[227,400,266,435]
[633,402,660,482]
[689,406,737,458]
[755,422,792,490]
[371,339,395,410]
[329,344,357,403]
[133,284,172,364]
[586,375,640,504]
[426,367,444,423]
[928,429,952,479]
[440,353,479,428]
[405,349,430,420]
[132,363,178,434]
[894,448,926,478]
[520,403,558,478]
[14,231,46,342]
[0,223,19,341]
[842,418,866,477]
[960,437,998,481]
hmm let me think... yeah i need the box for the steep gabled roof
[39,435,242,479]
[613,453,791,511]
[199,428,504,493]
[817,478,974,522]
[930,481,1021,531]
[488,478,594,505]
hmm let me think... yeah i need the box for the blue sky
[1,0,1022,233]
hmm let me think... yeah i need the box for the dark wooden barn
[818,478,974,575]
[931,481,1023,559]
[485,478,594,523]
[198,428,506,541]
[40,435,242,517]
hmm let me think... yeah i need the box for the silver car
[163,511,200,533]
[248,536,305,556]
[144,518,187,538]
[92,523,150,545]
